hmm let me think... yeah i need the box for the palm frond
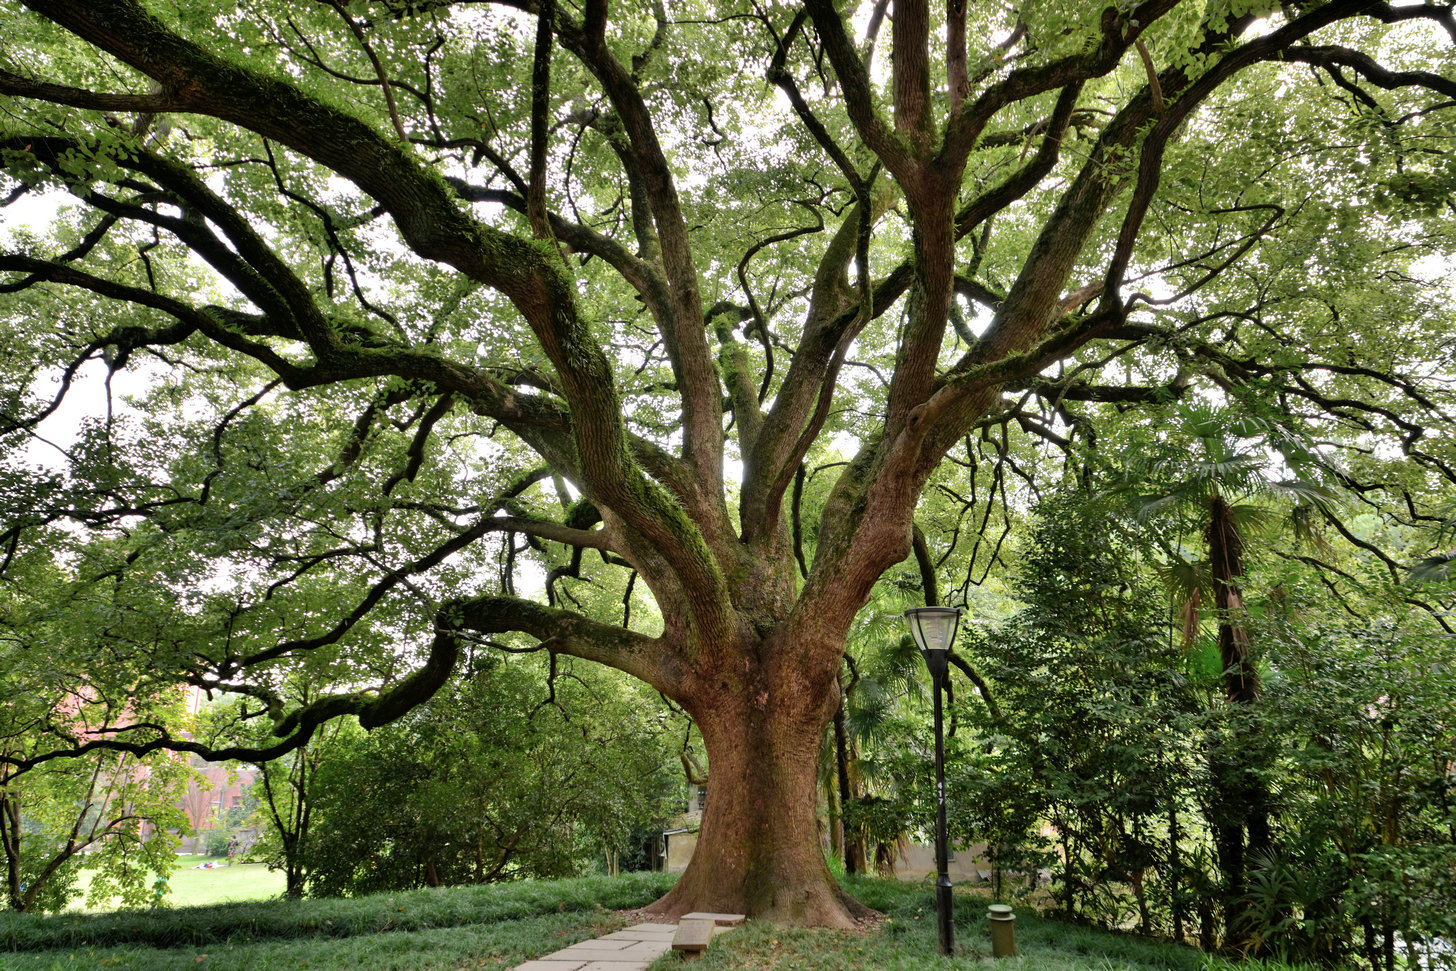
[1266,478,1339,510]
[1288,503,1335,555]
[1222,500,1277,541]
[1184,454,1265,496]
[1408,552,1456,585]
[845,679,896,743]
[1132,490,1195,523]
[1180,586,1203,652]
[1158,557,1211,602]
[1157,559,1209,652]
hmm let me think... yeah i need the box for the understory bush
[1241,615,1456,970]
[295,658,677,897]
[955,494,1211,936]
[885,491,1456,968]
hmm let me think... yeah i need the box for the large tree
[2,0,1454,927]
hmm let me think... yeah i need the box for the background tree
[1246,608,1456,970]
[2,0,1455,926]
[953,492,1204,932]
[1,742,192,913]
[295,655,676,896]
[244,693,355,898]
[0,522,194,912]
[1112,403,1338,943]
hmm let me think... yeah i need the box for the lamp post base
[936,878,954,955]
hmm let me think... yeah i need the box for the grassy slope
[659,878,1262,971]
[0,909,634,970]
[1,873,1308,971]
[0,872,675,969]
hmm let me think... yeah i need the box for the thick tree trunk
[646,669,872,928]
[1211,805,1246,944]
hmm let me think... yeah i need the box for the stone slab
[512,922,710,970]
[673,918,716,952]
[681,911,746,926]
[555,939,634,952]
[554,945,641,959]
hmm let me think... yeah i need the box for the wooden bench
[672,912,745,958]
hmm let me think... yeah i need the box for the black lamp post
[903,605,961,956]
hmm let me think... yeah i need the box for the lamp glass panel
[907,617,930,654]
[904,607,960,653]
[916,611,956,652]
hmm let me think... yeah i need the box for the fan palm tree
[1118,404,1337,948]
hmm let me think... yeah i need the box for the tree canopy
[2,0,1455,926]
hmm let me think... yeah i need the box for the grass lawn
[655,878,1267,971]
[1,873,1310,971]
[153,860,287,909]
[74,859,286,911]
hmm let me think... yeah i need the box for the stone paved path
[512,922,680,971]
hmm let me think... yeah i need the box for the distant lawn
[1,872,1315,971]
[156,859,286,909]
[73,858,286,911]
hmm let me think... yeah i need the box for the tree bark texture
[649,664,872,927]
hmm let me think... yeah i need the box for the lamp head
[903,606,961,679]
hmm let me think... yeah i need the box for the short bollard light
[987,904,1016,958]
